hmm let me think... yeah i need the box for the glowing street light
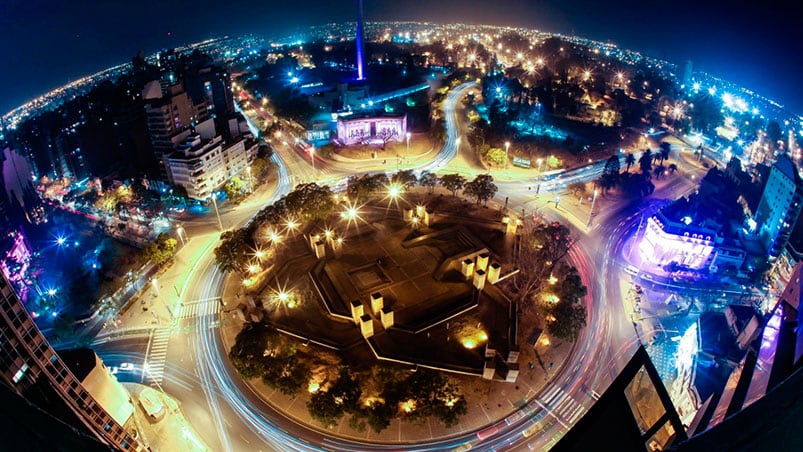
[405,132,411,159]
[246,166,253,192]
[388,184,402,199]
[310,146,315,175]
[504,141,510,170]
[209,195,223,231]
[176,224,186,245]
[587,188,599,226]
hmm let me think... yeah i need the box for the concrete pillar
[309,234,320,248]
[473,269,486,291]
[351,300,364,324]
[313,241,325,259]
[380,306,394,329]
[371,292,383,315]
[505,219,518,235]
[404,208,414,221]
[487,262,501,284]
[484,344,496,359]
[506,347,519,364]
[476,253,489,272]
[461,259,475,280]
[483,359,495,380]
[416,205,426,217]
[505,363,520,383]
[234,308,246,321]
[360,314,374,338]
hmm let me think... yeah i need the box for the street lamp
[310,146,315,175]
[587,189,599,226]
[504,141,510,170]
[176,224,186,245]
[210,194,223,231]
[537,158,544,174]
[405,132,411,160]
[246,166,253,192]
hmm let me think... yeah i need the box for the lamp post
[537,158,544,174]
[310,146,315,176]
[176,224,186,245]
[587,189,599,226]
[210,194,223,231]
[504,141,510,170]
[246,166,253,192]
[405,132,411,160]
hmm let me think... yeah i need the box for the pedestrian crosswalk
[540,384,586,425]
[178,298,221,319]
[146,327,171,386]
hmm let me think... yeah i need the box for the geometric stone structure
[370,292,384,315]
[487,262,501,285]
[380,306,394,329]
[483,358,496,380]
[360,314,374,338]
[473,269,486,291]
[461,258,475,280]
[476,253,489,272]
[350,300,364,324]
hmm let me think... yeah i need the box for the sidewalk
[123,383,211,452]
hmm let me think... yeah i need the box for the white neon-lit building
[638,214,716,270]
[336,114,407,145]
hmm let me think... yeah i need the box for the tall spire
[355,0,365,81]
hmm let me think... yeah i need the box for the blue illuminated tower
[355,0,366,81]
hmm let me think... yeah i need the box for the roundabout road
[122,82,645,451]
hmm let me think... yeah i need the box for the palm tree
[624,153,636,172]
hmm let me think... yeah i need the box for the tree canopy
[439,173,467,197]
[463,174,498,206]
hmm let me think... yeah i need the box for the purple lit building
[336,114,407,145]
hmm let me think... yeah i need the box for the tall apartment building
[164,133,257,200]
[754,154,803,260]
[143,81,210,178]
[0,274,141,450]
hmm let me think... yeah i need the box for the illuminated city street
[1,4,802,452]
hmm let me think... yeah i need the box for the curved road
[104,82,648,451]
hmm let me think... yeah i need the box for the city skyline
[2,0,802,115]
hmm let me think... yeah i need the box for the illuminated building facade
[0,274,141,450]
[164,133,258,200]
[754,154,803,260]
[638,214,715,270]
[336,114,407,145]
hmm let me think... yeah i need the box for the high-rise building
[0,273,141,450]
[164,133,257,200]
[143,81,210,178]
[754,154,803,260]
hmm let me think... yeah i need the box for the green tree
[214,229,252,273]
[307,367,362,427]
[485,147,506,167]
[568,181,586,199]
[546,266,588,341]
[624,153,636,172]
[508,221,575,303]
[347,173,388,201]
[463,174,498,206]
[229,322,277,379]
[391,169,418,188]
[439,173,467,197]
[638,149,653,175]
[419,171,439,194]
[284,183,335,221]
[224,176,246,199]
[659,142,671,164]
[141,233,178,265]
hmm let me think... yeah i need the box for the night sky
[2,0,801,116]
